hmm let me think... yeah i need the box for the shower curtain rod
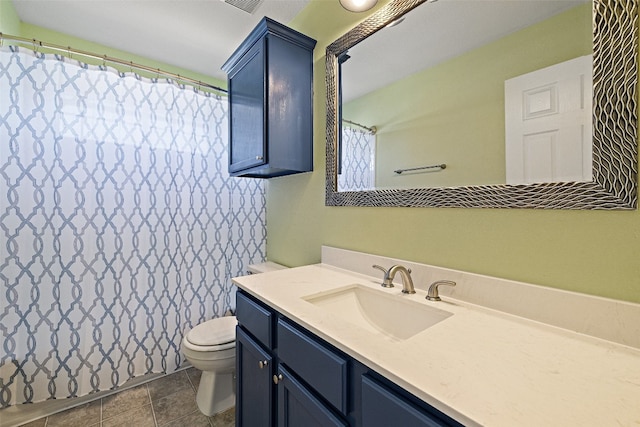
[342,118,377,134]
[0,32,228,95]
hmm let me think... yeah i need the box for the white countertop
[233,263,640,427]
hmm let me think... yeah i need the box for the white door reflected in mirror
[505,55,593,185]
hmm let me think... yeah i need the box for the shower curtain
[0,46,266,407]
[338,126,375,192]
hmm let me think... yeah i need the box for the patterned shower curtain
[338,126,375,192]
[0,46,266,407]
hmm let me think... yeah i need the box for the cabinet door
[237,326,273,427]
[228,40,266,174]
[276,365,347,427]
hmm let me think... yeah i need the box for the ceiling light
[339,0,378,13]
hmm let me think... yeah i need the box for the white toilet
[182,261,287,416]
[182,316,237,416]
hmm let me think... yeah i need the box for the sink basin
[303,284,452,342]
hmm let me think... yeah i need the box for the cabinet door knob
[272,374,283,385]
[258,360,268,369]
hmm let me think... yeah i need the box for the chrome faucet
[388,265,415,294]
[426,280,456,301]
[372,264,415,294]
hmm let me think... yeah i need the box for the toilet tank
[247,261,288,274]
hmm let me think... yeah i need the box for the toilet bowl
[183,261,287,416]
[182,316,237,416]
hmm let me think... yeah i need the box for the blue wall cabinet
[222,18,316,178]
[236,290,463,426]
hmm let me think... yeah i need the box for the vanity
[235,290,462,426]
[233,247,640,426]
[235,287,461,426]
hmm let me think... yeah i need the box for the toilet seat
[184,316,237,352]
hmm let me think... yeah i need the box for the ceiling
[342,0,589,102]
[12,0,311,83]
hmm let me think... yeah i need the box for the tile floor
[17,369,234,427]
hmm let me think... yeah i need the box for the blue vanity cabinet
[222,17,317,178]
[235,290,462,427]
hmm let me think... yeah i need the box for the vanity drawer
[277,318,348,415]
[362,374,462,427]
[236,291,274,349]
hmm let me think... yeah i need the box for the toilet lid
[186,316,237,346]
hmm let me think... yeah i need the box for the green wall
[270,1,640,304]
[343,4,591,188]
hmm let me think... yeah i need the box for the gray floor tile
[186,368,202,392]
[210,407,235,427]
[152,387,199,426]
[18,419,47,427]
[46,400,101,427]
[148,371,192,402]
[159,409,211,427]
[102,403,155,427]
[9,371,215,427]
[102,384,151,420]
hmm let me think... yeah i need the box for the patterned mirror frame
[326,0,638,209]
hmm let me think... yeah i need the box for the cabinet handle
[256,156,264,160]
[272,374,283,385]
[258,360,268,369]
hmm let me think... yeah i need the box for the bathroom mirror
[325,0,638,209]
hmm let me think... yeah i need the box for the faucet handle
[426,280,456,301]
[372,265,394,288]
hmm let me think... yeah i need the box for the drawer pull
[273,374,283,385]
[259,360,268,369]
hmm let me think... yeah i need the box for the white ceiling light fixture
[339,0,378,13]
